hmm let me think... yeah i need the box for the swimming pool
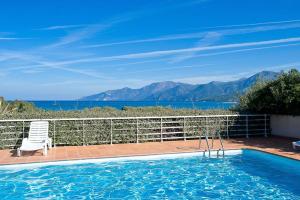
[0,150,299,199]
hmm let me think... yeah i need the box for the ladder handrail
[217,130,225,157]
[199,128,224,157]
[199,128,211,157]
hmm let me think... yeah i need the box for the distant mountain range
[80,71,279,101]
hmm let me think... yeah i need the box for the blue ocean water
[28,100,236,111]
[0,150,300,199]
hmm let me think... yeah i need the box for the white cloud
[21,69,45,74]
[169,32,222,63]
[45,24,110,48]
[51,37,300,66]
[173,42,300,60]
[0,37,30,40]
[38,24,88,31]
[45,18,130,48]
[205,19,300,29]
[82,19,300,48]
[40,80,89,86]
[173,61,300,84]
[0,52,111,80]
[89,37,300,60]
[2,37,300,81]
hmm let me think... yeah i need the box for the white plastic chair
[17,121,52,156]
[292,141,300,150]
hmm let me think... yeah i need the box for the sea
[28,101,237,111]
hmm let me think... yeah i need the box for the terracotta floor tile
[0,136,299,165]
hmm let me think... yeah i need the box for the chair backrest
[28,121,49,143]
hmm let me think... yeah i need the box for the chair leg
[293,143,296,150]
[48,138,52,149]
[43,146,48,156]
[17,148,21,157]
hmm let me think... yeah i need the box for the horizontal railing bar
[133,131,186,136]
[139,138,161,141]
[138,127,161,130]
[162,121,183,124]
[162,126,184,129]
[0,114,269,122]
[2,145,18,147]
[0,138,20,141]
[139,133,161,136]
[162,131,184,134]
[228,128,270,132]
[162,137,186,140]
[229,133,268,136]
[112,128,136,131]
[138,136,201,141]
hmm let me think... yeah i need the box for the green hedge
[0,106,237,120]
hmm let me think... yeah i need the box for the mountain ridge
[80,71,279,101]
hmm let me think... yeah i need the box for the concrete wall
[271,115,300,139]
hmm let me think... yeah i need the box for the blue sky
[1,0,300,100]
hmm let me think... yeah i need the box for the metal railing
[0,114,270,149]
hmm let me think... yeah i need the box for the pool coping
[0,149,245,169]
[0,147,299,168]
[0,149,232,167]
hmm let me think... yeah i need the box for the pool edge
[242,147,300,162]
[0,149,242,169]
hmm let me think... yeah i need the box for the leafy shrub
[0,106,237,120]
[0,97,37,114]
[237,69,300,115]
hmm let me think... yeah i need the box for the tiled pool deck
[0,136,299,165]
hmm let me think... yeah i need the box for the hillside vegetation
[0,97,36,114]
[0,105,236,120]
[238,69,300,115]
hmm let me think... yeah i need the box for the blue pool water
[0,150,300,199]
[28,100,236,111]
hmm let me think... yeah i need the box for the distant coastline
[28,100,237,111]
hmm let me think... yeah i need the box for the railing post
[226,116,229,139]
[53,121,56,147]
[136,119,139,143]
[160,118,163,142]
[205,117,208,137]
[82,120,85,146]
[22,121,25,139]
[183,117,186,141]
[264,114,267,137]
[110,119,113,145]
[246,115,249,138]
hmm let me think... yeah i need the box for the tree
[238,69,300,115]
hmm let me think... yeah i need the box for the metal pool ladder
[199,129,225,158]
